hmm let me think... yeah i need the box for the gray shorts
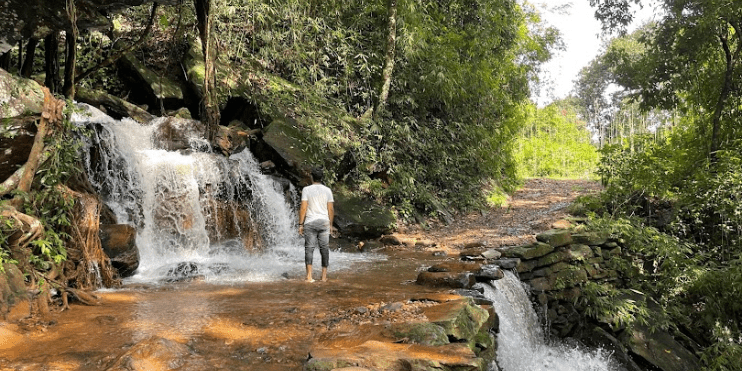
[304,219,330,267]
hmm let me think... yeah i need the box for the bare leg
[305,264,314,282]
[321,267,328,282]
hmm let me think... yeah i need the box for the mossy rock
[536,229,573,247]
[333,192,395,238]
[423,297,489,342]
[391,322,450,346]
[120,52,183,102]
[0,68,44,118]
[501,242,554,260]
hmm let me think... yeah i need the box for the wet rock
[164,262,201,282]
[357,240,383,252]
[391,322,450,346]
[474,266,505,282]
[431,251,447,257]
[379,235,402,245]
[416,271,476,289]
[576,325,642,371]
[487,258,520,270]
[151,117,208,151]
[214,124,255,156]
[536,229,573,247]
[453,289,494,306]
[306,341,484,371]
[427,261,482,273]
[105,336,200,371]
[500,242,554,260]
[423,297,489,342]
[99,224,139,278]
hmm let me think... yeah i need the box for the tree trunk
[63,0,78,99]
[21,38,38,78]
[17,39,23,73]
[11,88,65,209]
[711,30,737,158]
[0,52,10,70]
[373,0,398,118]
[195,0,220,143]
[44,32,61,93]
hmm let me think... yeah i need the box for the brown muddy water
[0,249,450,371]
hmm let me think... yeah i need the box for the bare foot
[321,278,328,282]
[305,278,315,283]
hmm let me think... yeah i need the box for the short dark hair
[311,167,324,182]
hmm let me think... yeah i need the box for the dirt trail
[0,179,600,371]
[397,178,601,250]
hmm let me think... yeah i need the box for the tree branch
[75,3,159,83]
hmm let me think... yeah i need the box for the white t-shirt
[301,184,334,224]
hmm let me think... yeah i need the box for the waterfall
[484,271,618,371]
[75,105,378,283]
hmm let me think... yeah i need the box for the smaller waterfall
[485,271,618,371]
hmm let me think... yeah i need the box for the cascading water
[484,271,618,371]
[75,105,379,283]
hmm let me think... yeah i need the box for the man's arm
[299,200,308,234]
[328,201,337,235]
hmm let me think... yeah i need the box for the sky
[532,1,661,106]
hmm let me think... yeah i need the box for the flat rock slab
[306,341,484,371]
[416,271,476,289]
[536,229,573,247]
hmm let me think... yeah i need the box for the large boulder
[0,68,45,118]
[621,324,701,371]
[333,193,395,239]
[151,117,208,151]
[422,297,489,342]
[99,224,139,277]
[0,118,36,181]
[118,53,185,111]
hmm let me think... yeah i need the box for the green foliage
[513,102,599,179]
[579,281,650,330]
[207,0,557,213]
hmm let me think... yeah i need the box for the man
[298,167,337,282]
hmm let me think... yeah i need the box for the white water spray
[485,271,618,371]
[76,105,379,283]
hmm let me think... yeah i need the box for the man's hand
[299,225,304,236]
[331,226,339,238]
